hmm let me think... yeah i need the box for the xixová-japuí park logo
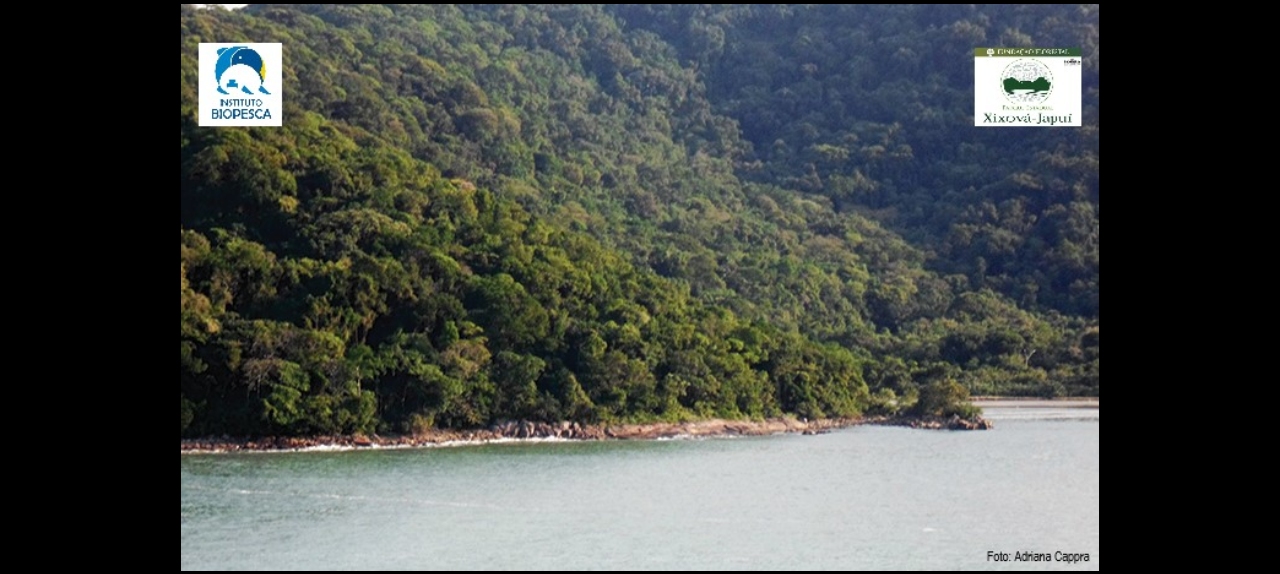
[974,48,1081,127]
[198,43,282,127]
[1001,59,1053,105]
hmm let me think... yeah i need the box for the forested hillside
[181,4,1098,437]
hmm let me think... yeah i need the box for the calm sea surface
[181,407,1098,570]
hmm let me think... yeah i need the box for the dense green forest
[181,4,1098,437]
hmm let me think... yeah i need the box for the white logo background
[975,54,1081,127]
[199,43,283,127]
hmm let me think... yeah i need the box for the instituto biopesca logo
[199,42,282,127]
[974,48,1081,127]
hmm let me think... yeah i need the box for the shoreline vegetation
[181,412,999,454]
[181,5,1098,445]
[181,399,1099,454]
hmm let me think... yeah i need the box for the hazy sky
[194,4,247,8]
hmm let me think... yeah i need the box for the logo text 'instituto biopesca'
[198,43,283,127]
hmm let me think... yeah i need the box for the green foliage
[612,4,1099,318]
[181,396,196,433]
[180,4,1096,437]
[913,380,981,419]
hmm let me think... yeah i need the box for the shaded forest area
[181,4,1098,437]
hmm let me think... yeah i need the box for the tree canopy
[181,4,1098,437]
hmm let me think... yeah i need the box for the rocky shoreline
[181,414,991,453]
[874,414,995,430]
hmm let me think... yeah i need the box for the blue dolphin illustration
[214,46,271,95]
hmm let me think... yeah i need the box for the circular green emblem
[1000,59,1054,105]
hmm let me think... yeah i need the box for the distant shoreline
[180,413,995,454]
[972,397,1099,409]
